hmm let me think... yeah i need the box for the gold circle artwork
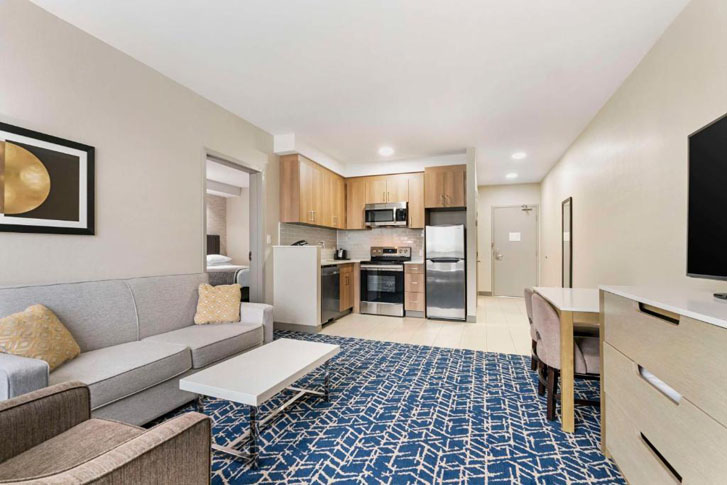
[1,141,51,215]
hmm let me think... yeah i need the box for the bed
[206,235,250,301]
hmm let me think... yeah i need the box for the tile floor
[320,295,531,355]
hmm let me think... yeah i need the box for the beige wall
[226,189,250,265]
[540,0,727,292]
[477,184,541,293]
[0,1,280,302]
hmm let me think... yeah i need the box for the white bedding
[206,264,247,273]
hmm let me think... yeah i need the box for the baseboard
[274,322,322,334]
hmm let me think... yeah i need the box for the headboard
[207,235,221,255]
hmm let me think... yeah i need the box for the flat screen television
[687,112,727,296]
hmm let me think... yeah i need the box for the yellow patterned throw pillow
[194,284,242,324]
[0,304,81,372]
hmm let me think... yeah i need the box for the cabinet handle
[383,191,386,202]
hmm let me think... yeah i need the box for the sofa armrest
[38,412,211,485]
[0,381,90,463]
[0,353,49,401]
[240,302,274,343]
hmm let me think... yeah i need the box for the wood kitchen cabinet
[339,264,354,311]
[407,173,425,228]
[424,164,467,208]
[365,174,409,204]
[346,172,424,229]
[346,178,366,229]
[280,154,345,229]
[405,263,425,314]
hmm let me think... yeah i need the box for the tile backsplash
[337,228,424,260]
[279,223,425,261]
[278,223,337,259]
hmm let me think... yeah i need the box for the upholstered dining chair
[531,293,600,421]
[523,288,538,371]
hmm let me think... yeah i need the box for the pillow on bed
[207,254,232,266]
[194,284,241,324]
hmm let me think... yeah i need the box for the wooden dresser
[405,263,425,317]
[600,286,727,484]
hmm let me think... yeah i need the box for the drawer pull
[640,433,682,483]
[638,365,682,404]
[638,302,680,325]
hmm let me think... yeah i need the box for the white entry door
[492,205,538,297]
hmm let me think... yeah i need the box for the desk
[533,287,599,433]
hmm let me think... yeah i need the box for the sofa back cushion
[0,280,138,352]
[126,273,208,339]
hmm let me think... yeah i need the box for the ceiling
[32,0,688,184]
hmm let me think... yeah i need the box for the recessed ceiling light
[511,152,527,160]
[378,146,394,157]
[506,172,519,179]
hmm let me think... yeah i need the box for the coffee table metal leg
[249,406,259,469]
[196,395,204,413]
[324,361,330,402]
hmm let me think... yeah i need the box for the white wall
[226,189,250,265]
[0,1,280,302]
[477,184,541,293]
[540,0,727,292]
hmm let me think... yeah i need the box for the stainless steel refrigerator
[425,224,466,321]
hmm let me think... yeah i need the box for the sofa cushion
[49,341,191,410]
[194,284,242,325]
[0,280,138,352]
[0,418,143,481]
[125,274,209,339]
[0,304,80,372]
[143,322,263,368]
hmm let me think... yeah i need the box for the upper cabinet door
[386,174,409,203]
[365,177,388,204]
[346,178,366,229]
[299,157,318,222]
[407,173,425,228]
[424,164,467,208]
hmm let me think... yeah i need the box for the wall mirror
[562,197,573,288]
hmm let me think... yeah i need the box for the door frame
[202,151,265,303]
[490,204,539,297]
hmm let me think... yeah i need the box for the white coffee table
[179,338,340,468]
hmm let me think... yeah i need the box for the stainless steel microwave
[364,202,408,227]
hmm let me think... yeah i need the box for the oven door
[360,264,405,316]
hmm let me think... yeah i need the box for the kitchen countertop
[320,259,364,266]
[404,260,424,265]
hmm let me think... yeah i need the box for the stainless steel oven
[359,246,410,317]
[365,202,408,227]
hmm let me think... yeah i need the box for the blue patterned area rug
[168,331,625,484]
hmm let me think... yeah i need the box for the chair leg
[546,367,558,421]
[530,340,538,371]
[537,360,546,396]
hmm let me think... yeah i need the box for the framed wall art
[0,122,94,235]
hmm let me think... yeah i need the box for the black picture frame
[562,197,573,288]
[0,122,95,235]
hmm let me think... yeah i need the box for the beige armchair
[0,381,211,484]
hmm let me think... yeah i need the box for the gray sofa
[0,273,273,426]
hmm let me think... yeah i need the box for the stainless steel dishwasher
[321,265,347,324]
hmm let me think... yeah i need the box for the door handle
[494,250,503,261]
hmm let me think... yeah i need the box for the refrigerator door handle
[429,258,462,263]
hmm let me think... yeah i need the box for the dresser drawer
[405,273,424,293]
[604,343,727,484]
[405,292,425,312]
[405,264,424,274]
[603,291,727,426]
[605,395,681,485]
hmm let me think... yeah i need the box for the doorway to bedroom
[204,156,262,303]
